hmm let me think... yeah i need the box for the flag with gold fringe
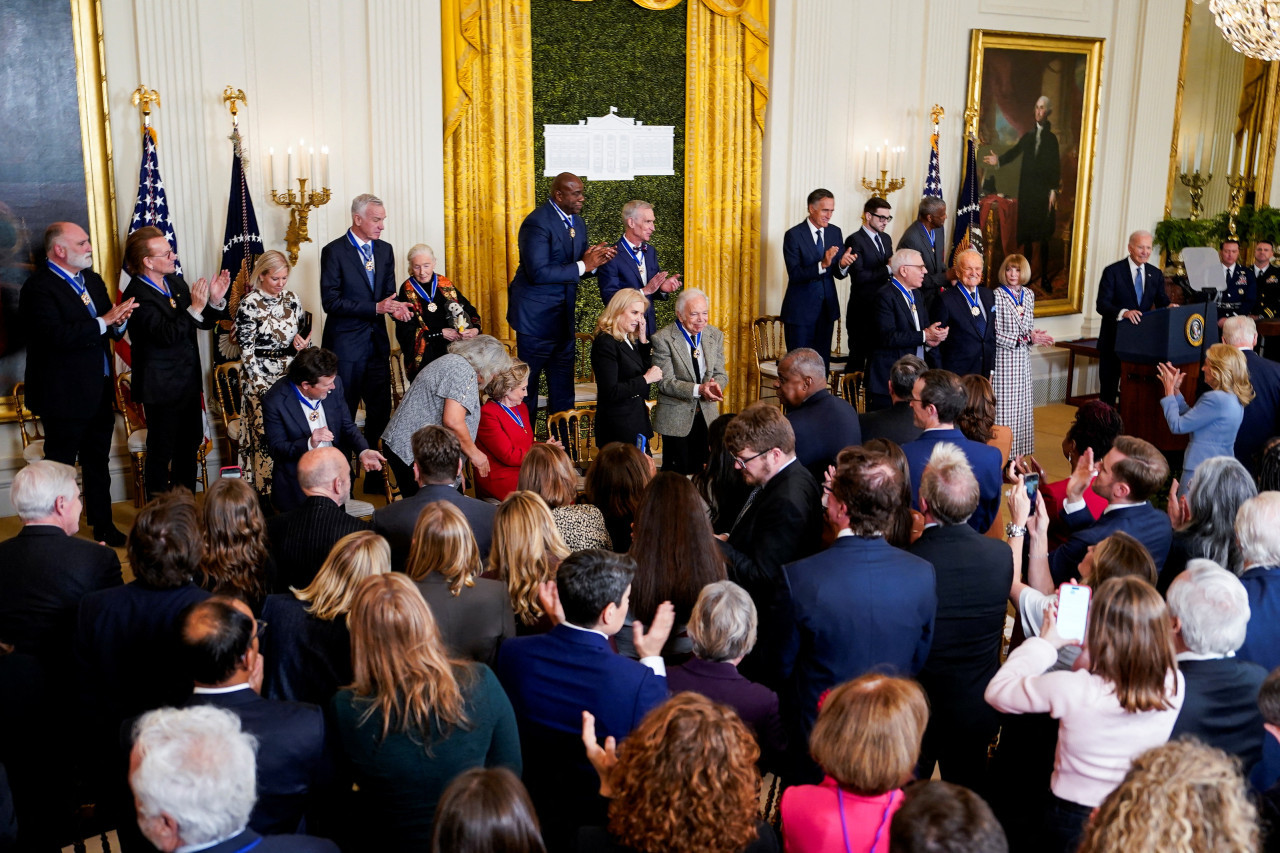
[214,125,263,364]
[950,131,982,266]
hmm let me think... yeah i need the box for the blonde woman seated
[407,500,515,666]
[517,443,611,551]
[1158,342,1253,495]
[591,287,663,450]
[485,490,570,636]
[261,530,389,705]
[331,573,521,850]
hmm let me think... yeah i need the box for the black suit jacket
[590,333,654,447]
[1096,259,1170,351]
[267,496,370,592]
[868,283,934,403]
[1237,349,1280,474]
[372,483,496,569]
[1169,656,1268,774]
[19,264,124,417]
[845,228,895,343]
[1048,502,1173,585]
[185,687,331,836]
[859,400,922,446]
[262,375,369,512]
[319,231,396,362]
[126,273,226,404]
[896,221,949,300]
[415,574,515,667]
[785,389,862,481]
[936,285,997,377]
[261,594,353,706]
[196,828,338,853]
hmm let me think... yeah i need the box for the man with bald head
[266,447,369,591]
[19,222,136,544]
[1224,316,1280,475]
[508,172,616,419]
[775,347,861,479]
[1096,230,1170,405]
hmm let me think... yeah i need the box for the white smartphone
[1056,583,1092,643]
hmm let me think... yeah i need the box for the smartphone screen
[1024,472,1040,510]
[1056,583,1091,642]
[220,465,243,479]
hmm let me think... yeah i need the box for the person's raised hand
[1065,447,1096,504]
[583,244,613,272]
[536,580,564,625]
[103,297,136,327]
[822,245,839,268]
[210,269,232,302]
[644,271,667,296]
[660,272,682,292]
[1008,471,1031,527]
[1041,598,1080,650]
[358,449,386,472]
[1029,491,1050,541]
[840,247,856,268]
[1167,479,1192,528]
[633,601,675,659]
[309,426,335,448]
[581,711,619,797]
[643,365,663,384]
[189,278,210,313]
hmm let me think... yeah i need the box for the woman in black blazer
[591,287,663,449]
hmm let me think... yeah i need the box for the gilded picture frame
[0,0,117,423]
[966,29,1104,318]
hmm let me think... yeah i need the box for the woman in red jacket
[475,362,536,501]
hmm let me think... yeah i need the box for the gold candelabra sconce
[1179,170,1211,221]
[266,142,331,266]
[1227,174,1249,240]
[861,140,907,197]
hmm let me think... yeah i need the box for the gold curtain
[441,0,534,341]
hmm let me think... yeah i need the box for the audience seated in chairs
[859,355,926,448]
[889,781,1009,853]
[518,443,612,551]
[431,768,545,853]
[775,347,862,481]
[583,442,653,553]
[261,530,389,705]
[199,476,277,614]
[486,490,570,637]
[1158,455,1256,594]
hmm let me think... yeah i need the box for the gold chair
[12,383,45,463]
[213,361,244,460]
[390,347,409,408]
[381,454,402,504]
[751,316,786,401]
[548,407,598,468]
[839,371,866,413]
[828,317,849,389]
[499,337,518,357]
[644,399,663,463]
[573,332,597,408]
[114,372,148,506]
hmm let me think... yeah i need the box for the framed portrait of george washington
[0,0,117,421]
[967,29,1104,318]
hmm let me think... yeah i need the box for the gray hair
[675,287,709,317]
[1223,315,1258,348]
[131,706,257,847]
[12,460,78,522]
[1167,560,1251,655]
[1183,456,1256,573]
[688,581,757,662]
[620,199,652,226]
[889,248,924,277]
[406,243,435,264]
[920,442,980,525]
[955,248,983,268]
[351,193,384,217]
[1236,492,1280,568]
[918,197,945,218]
[780,348,827,382]
[889,354,928,400]
[1128,229,1153,246]
[448,334,512,386]
[1036,95,1052,115]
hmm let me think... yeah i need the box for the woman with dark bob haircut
[584,442,653,553]
[781,674,928,852]
[431,767,545,853]
[580,692,778,853]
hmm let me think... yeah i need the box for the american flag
[923,128,943,198]
[950,133,983,265]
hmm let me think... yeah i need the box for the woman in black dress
[591,287,663,449]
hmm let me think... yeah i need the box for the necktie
[360,243,375,291]
[731,486,762,534]
[1134,266,1144,305]
[690,342,702,383]
[815,228,823,250]
[875,233,885,259]
[1226,267,1234,290]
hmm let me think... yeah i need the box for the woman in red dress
[475,361,535,501]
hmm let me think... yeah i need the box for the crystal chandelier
[1208,0,1280,61]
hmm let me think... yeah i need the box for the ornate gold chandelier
[1208,0,1280,60]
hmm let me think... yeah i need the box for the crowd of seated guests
[15,349,1280,853]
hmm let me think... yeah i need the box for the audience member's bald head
[180,597,257,687]
[297,447,350,499]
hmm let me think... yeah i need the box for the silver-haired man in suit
[651,288,728,474]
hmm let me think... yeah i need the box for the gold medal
[693,348,701,360]
[309,411,319,422]
[427,302,438,312]
[365,258,375,272]
[169,298,177,308]
[970,306,980,317]
[569,227,576,239]
[80,292,92,306]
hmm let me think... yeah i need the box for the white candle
[1209,134,1218,174]
[1196,132,1204,171]
[1254,137,1261,175]
[863,146,868,177]
[1180,143,1187,175]
[876,148,881,173]
[320,146,330,188]
[287,147,295,186]
[266,148,275,191]
[1227,138,1235,175]
[309,147,316,184]
[1241,130,1249,177]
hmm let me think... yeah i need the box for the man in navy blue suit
[1224,317,1280,475]
[935,249,997,378]
[843,197,896,373]
[597,200,679,339]
[902,370,1002,533]
[1046,434,1172,585]
[1096,230,1170,406]
[781,188,856,363]
[508,172,616,418]
[319,194,411,494]
[867,249,949,411]
[781,445,936,740]
[262,348,386,513]
[496,549,672,849]
[776,347,861,480]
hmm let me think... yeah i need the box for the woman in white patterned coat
[992,254,1053,458]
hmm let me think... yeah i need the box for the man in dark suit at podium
[320,194,411,494]
[844,197,895,373]
[508,172,616,418]
[597,200,679,339]
[1096,230,1170,406]
[780,189,855,362]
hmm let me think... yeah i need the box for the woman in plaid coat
[993,254,1054,458]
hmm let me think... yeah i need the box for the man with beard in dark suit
[843,197,895,373]
[20,222,136,544]
[983,95,1060,285]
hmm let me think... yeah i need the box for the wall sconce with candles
[267,140,331,266]
[861,140,907,197]
[1177,131,1215,221]
[1227,127,1263,239]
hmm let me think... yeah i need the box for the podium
[1113,303,1218,452]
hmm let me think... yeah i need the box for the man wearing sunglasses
[844,197,896,374]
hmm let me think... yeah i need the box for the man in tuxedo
[266,447,369,592]
[130,706,338,852]
[496,549,672,850]
[651,288,727,475]
[262,347,386,513]
[1219,238,1258,319]
[859,354,926,446]
[716,402,824,687]
[844,197,895,372]
[1223,317,1280,475]
[372,425,496,568]
[776,347,861,480]
[895,197,951,315]
[781,445,936,740]
[780,188,856,361]
[181,597,331,836]
[935,250,997,378]
[1166,562,1267,776]
[597,200,679,339]
[20,222,135,543]
[867,250,948,411]
[1096,230,1171,406]
[902,370,1003,533]
[319,194,411,495]
[508,172,616,418]
[909,444,1011,794]
[982,95,1060,284]
[1047,435,1172,585]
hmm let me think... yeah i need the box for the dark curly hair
[128,488,203,588]
[607,693,761,853]
[1065,400,1124,462]
[956,375,997,444]
[199,478,271,612]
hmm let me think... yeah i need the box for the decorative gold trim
[1185,312,1205,346]
[965,29,1105,319]
[1165,0,1194,219]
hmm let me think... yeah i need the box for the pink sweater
[984,636,1183,807]
[781,777,902,853]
